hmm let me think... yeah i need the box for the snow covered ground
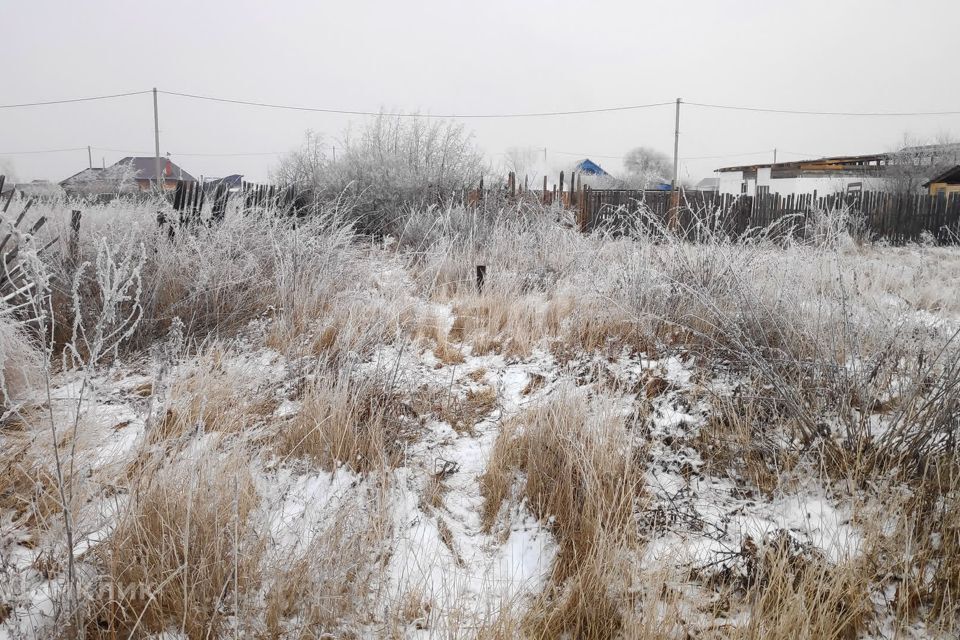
[2,210,959,638]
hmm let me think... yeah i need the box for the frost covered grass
[0,196,959,638]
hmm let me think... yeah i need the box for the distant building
[695,177,720,192]
[574,159,610,177]
[114,157,197,191]
[60,158,197,198]
[60,168,114,199]
[205,174,243,192]
[924,165,960,197]
[716,154,888,196]
[11,180,65,200]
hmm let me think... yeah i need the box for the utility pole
[153,88,162,194]
[672,98,681,190]
[773,148,778,164]
[87,146,92,169]
[670,98,681,227]
[543,147,547,163]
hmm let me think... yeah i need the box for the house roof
[60,167,105,185]
[716,153,888,173]
[923,165,960,187]
[574,159,609,176]
[696,177,720,190]
[207,174,243,188]
[113,157,197,182]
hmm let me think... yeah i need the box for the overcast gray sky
[3,0,959,183]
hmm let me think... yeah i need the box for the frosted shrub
[804,205,869,248]
[0,313,41,410]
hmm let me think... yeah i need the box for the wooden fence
[578,188,960,243]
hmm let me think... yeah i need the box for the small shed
[924,165,960,196]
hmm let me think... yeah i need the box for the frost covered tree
[623,147,671,189]
[884,134,960,195]
[273,114,486,233]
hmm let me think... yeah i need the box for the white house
[716,154,889,196]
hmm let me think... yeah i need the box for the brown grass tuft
[258,479,391,639]
[148,350,278,445]
[85,453,258,639]
[275,375,420,472]
[480,390,645,638]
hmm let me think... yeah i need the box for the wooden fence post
[69,210,81,262]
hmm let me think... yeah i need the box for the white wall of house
[718,171,745,194]
[719,171,886,196]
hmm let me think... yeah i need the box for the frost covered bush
[274,114,486,234]
[804,205,870,248]
[37,199,360,353]
[0,314,41,409]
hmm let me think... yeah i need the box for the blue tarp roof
[574,158,609,176]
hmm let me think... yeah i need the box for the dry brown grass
[480,390,646,638]
[693,390,801,497]
[0,428,61,539]
[84,452,258,639]
[146,349,278,445]
[265,292,407,369]
[257,478,392,639]
[412,384,498,435]
[856,460,960,633]
[704,532,874,640]
[449,293,559,358]
[409,310,465,365]
[551,300,653,363]
[274,375,420,472]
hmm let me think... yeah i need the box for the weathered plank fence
[580,188,960,243]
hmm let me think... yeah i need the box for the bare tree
[623,147,671,189]
[884,133,960,195]
[272,130,329,186]
[502,147,540,182]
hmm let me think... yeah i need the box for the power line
[686,101,960,117]
[551,148,781,161]
[0,147,87,155]
[680,149,774,160]
[778,149,828,157]
[92,147,285,157]
[0,90,151,109]
[1,88,957,119]
[158,90,675,119]
[553,150,624,160]
[173,150,285,157]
